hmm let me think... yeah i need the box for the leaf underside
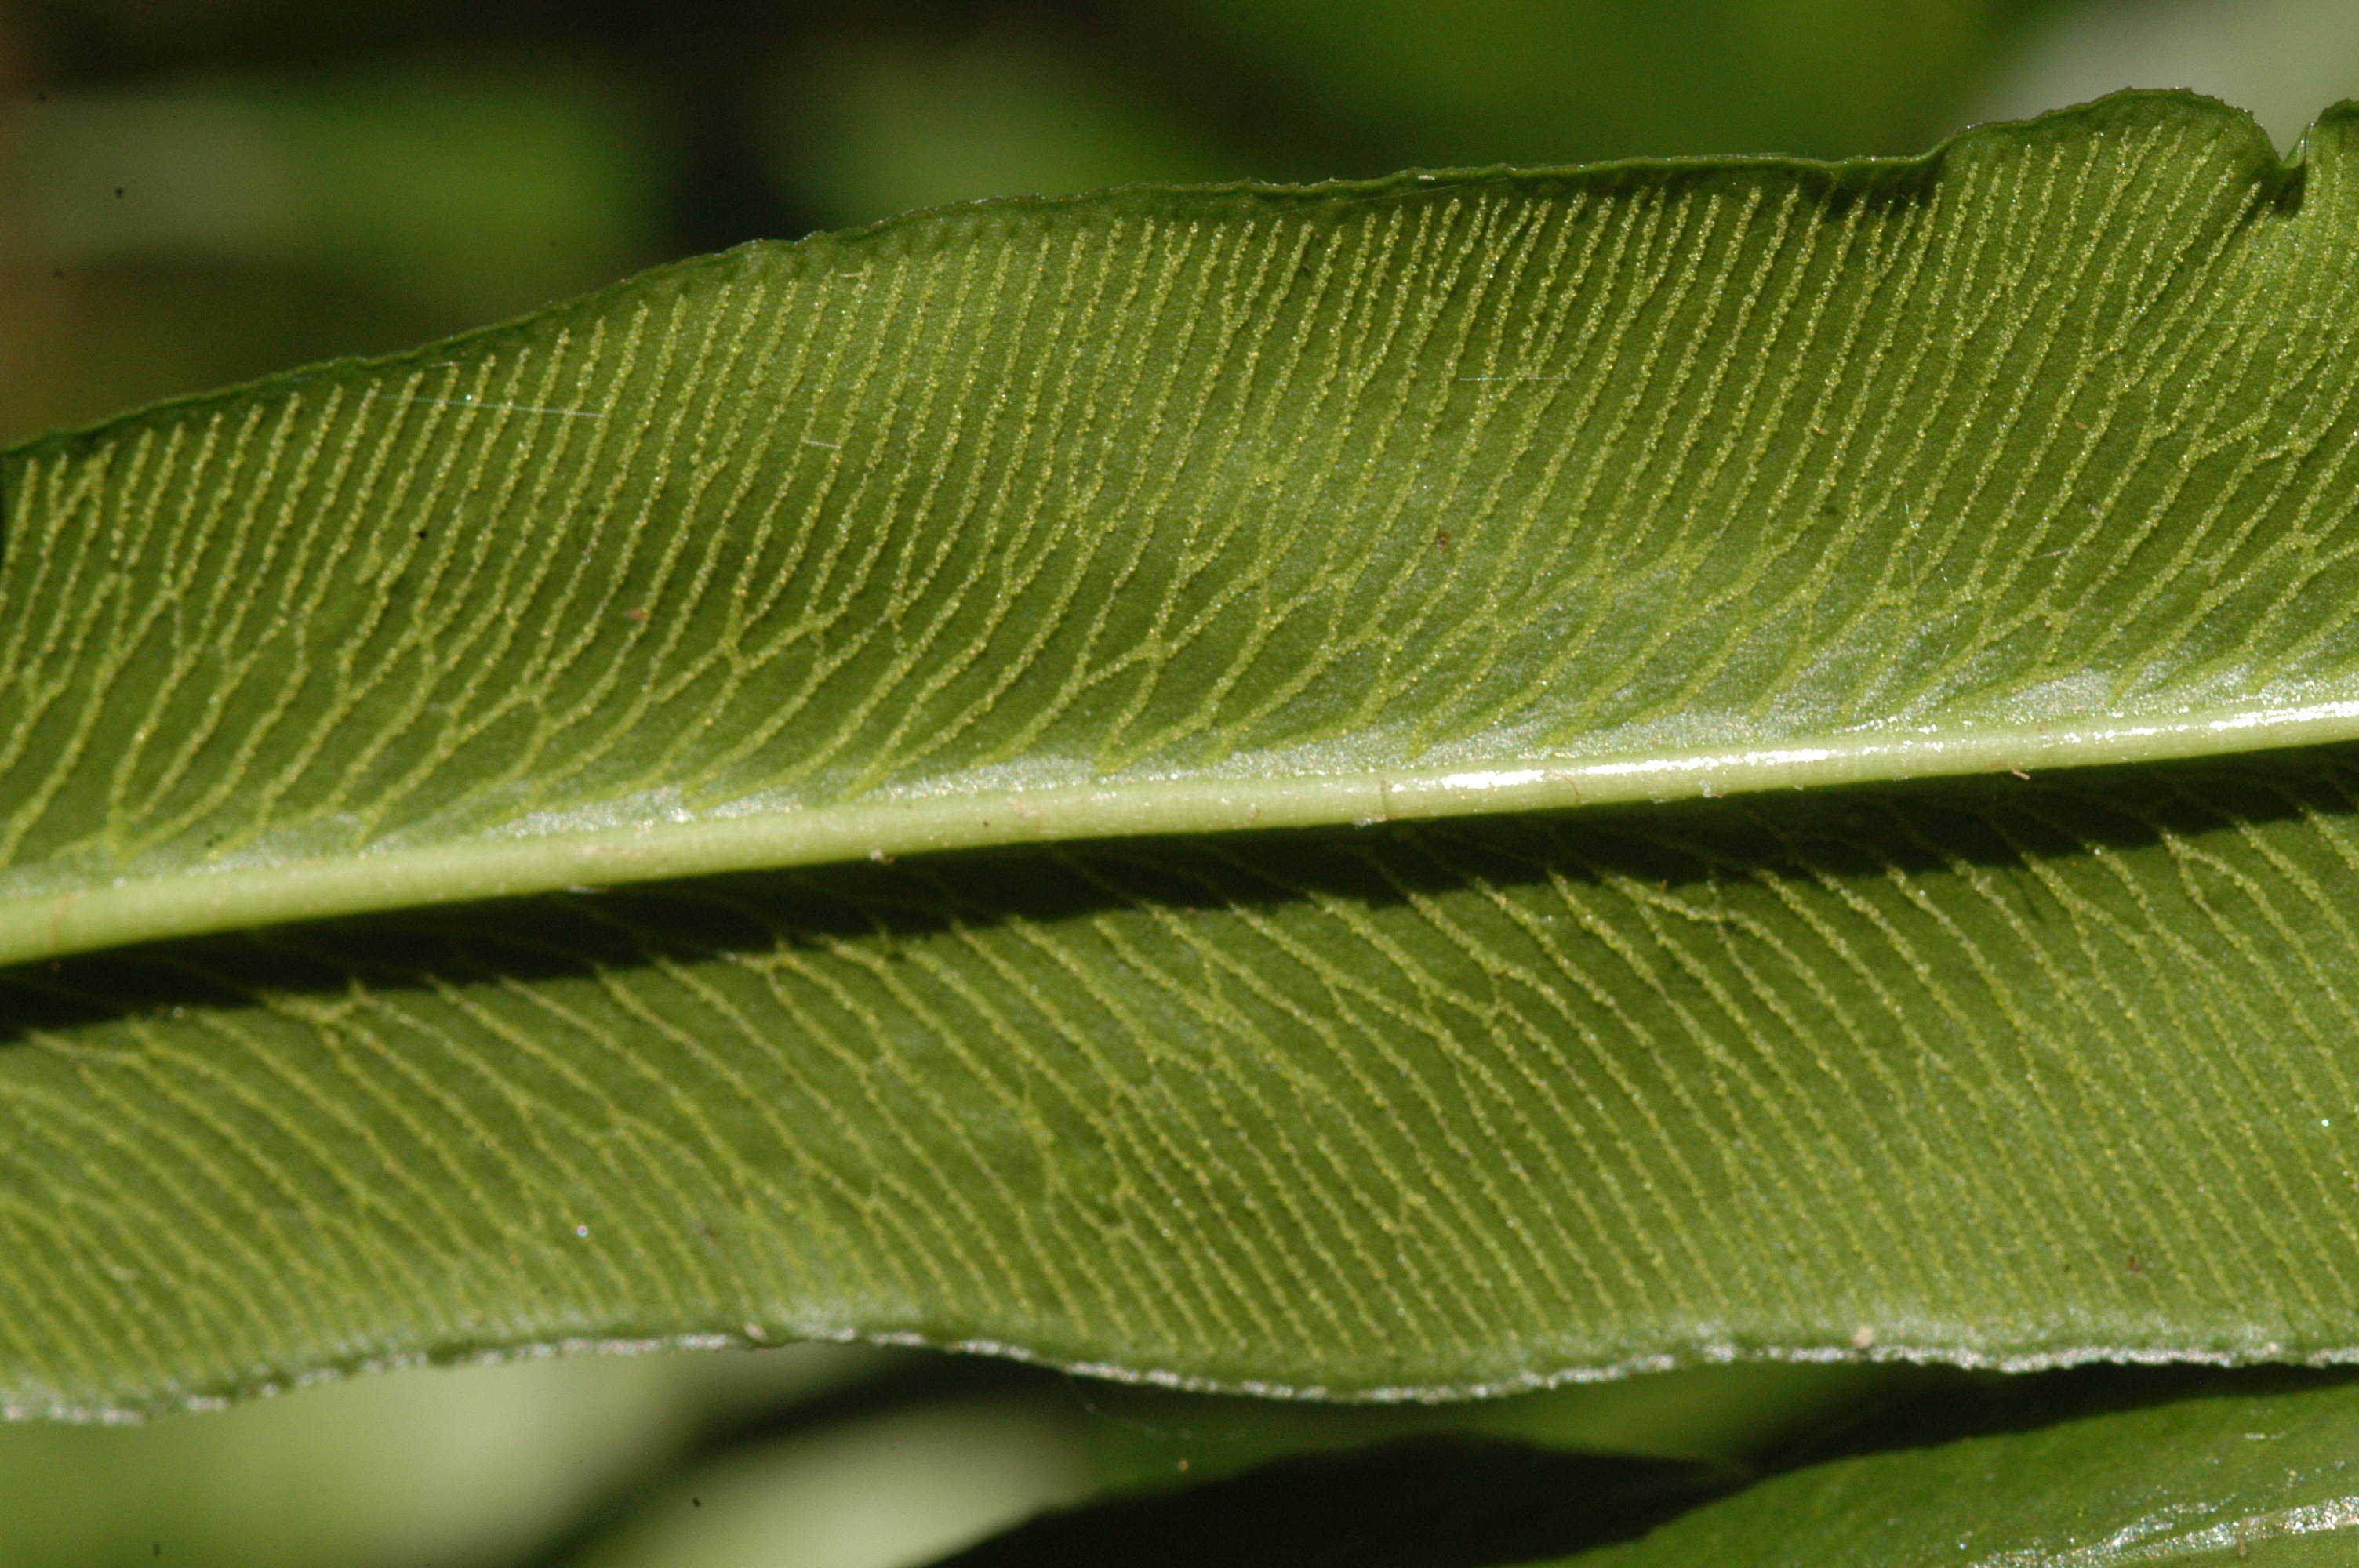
[10,93,2359,1414]
[13,754,2359,1414]
[6,93,2359,960]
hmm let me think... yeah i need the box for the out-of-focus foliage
[757,36,1238,231]
[1167,0,2026,165]
[0,1345,888,1568]
[0,1345,1899,1567]
[0,64,660,308]
[0,58,662,442]
[1979,0,2359,151]
[0,0,2062,448]
[20,0,2359,448]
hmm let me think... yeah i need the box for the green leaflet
[921,1370,2357,1567]
[5,93,2359,961]
[11,91,2359,1415]
[1558,1376,2359,1566]
[13,754,2359,1415]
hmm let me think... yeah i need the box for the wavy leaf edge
[2,89,2348,967]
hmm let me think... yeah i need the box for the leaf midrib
[8,691,2357,967]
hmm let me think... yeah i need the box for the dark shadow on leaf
[920,1434,1739,1568]
[5,742,2357,1048]
[1775,1362,2359,1468]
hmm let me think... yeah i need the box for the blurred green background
[9,1,2359,1563]
[13,0,2359,452]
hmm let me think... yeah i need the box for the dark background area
[7,2,2359,1565]
[18,0,2347,449]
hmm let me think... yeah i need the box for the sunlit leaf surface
[8,93,2359,960]
[9,92,2359,1414]
[1560,1376,2359,1566]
